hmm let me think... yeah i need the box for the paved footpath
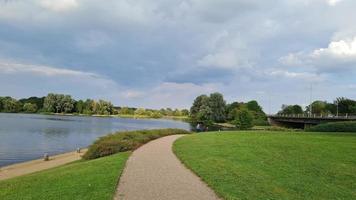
[115,135,220,200]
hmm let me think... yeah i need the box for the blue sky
[0,0,356,113]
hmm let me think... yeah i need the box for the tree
[134,108,147,116]
[181,109,189,116]
[209,93,226,122]
[19,97,45,111]
[95,100,114,115]
[83,99,95,114]
[43,93,57,112]
[43,93,75,113]
[23,103,37,113]
[232,108,253,130]
[278,104,303,115]
[2,97,21,113]
[190,95,209,122]
[335,97,356,115]
[246,100,263,113]
[196,104,213,125]
[119,107,134,115]
[75,100,85,113]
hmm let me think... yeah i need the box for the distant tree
[246,100,263,113]
[226,102,244,121]
[232,108,253,130]
[209,93,226,122]
[134,108,147,116]
[335,97,356,115]
[83,99,95,114]
[278,104,303,115]
[196,104,213,125]
[95,100,114,115]
[2,97,21,113]
[173,109,182,116]
[181,109,189,116]
[43,93,57,112]
[75,100,85,113]
[119,107,133,115]
[23,103,37,113]
[19,97,44,111]
[0,97,4,111]
[190,95,209,122]
[150,111,162,118]
[43,93,75,113]
[165,108,173,116]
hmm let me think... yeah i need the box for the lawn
[174,131,356,200]
[0,152,130,200]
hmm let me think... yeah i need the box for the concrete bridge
[267,115,356,129]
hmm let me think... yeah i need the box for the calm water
[0,113,190,167]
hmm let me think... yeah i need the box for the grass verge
[0,152,130,200]
[174,131,356,199]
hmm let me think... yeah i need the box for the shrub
[83,128,190,160]
[232,109,254,130]
[306,121,356,132]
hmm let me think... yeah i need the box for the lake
[0,113,190,167]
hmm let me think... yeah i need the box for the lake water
[0,113,190,167]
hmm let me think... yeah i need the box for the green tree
[23,103,38,113]
[209,93,226,122]
[95,100,114,115]
[19,97,45,111]
[75,100,85,113]
[335,97,356,115]
[134,108,147,116]
[2,97,21,113]
[83,99,95,115]
[196,104,213,125]
[190,95,209,122]
[278,104,303,115]
[232,109,253,130]
[181,109,189,116]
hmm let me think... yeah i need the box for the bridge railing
[268,114,356,120]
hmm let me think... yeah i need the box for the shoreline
[0,149,87,181]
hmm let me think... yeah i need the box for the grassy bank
[0,152,130,200]
[84,128,190,159]
[174,131,356,199]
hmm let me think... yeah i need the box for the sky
[0,0,356,113]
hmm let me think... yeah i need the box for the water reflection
[0,113,190,167]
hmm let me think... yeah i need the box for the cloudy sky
[0,0,356,113]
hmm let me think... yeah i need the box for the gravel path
[115,135,220,200]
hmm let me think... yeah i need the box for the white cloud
[0,61,96,77]
[327,0,343,6]
[38,0,78,12]
[312,36,356,58]
[279,36,356,72]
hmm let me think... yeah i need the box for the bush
[306,121,356,132]
[232,109,254,130]
[83,129,190,160]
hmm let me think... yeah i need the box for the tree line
[278,97,356,116]
[0,94,115,115]
[0,93,190,118]
[118,107,189,118]
[190,93,267,129]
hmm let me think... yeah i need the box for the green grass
[0,152,130,200]
[174,131,356,200]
